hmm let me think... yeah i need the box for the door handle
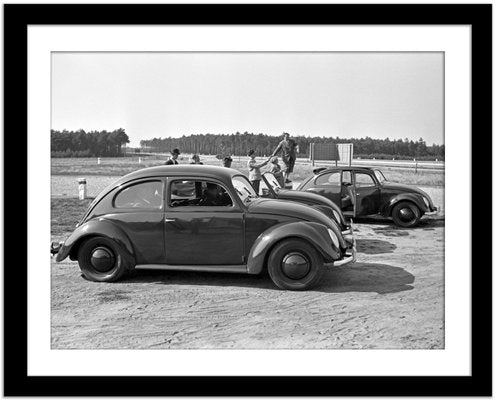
[165,218,176,222]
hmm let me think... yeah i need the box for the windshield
[263,172,282,191]
[232,175,258,203]
[373,169,388,184]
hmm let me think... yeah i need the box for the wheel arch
[55,219,136,266]
[380,193,427,217]
[246,221,340,275]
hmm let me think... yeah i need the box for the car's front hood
[247,198,333,227]
[277,189,340,212]
[382,181,429,197]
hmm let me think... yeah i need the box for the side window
[354,173,376,188]
[169,180,233,207]
[114,181,163,209]
[315,172,341,186]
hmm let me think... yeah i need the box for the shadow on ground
[354,216,445,229]
[356,239,397,254]
[118,262,414,295]
[319,263,414,294]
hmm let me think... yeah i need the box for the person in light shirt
[247,149,269,194]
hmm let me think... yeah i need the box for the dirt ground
[51,215,444,349]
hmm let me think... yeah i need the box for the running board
[135,264,248,273]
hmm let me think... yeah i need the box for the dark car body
[298,166,438,227]
[52,165,356,290]
[260,172,350,233]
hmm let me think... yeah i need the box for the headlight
[423,196,430,208]
[332,210,341,223]
[327,228,340,248]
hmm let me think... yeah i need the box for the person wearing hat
[247,149,269,194]
[222,155,233,168]
[165,148,180,165]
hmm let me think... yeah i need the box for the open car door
[340,170,357,218]
[352,171,381,217]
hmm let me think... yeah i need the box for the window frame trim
[353,171,379,188]
[111,178,165,211]
[166,177,241,212]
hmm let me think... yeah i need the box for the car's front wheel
[267,238,324,290]
[77,237,130,282]
[391,201,422,227]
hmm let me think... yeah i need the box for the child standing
[269,156,285,187]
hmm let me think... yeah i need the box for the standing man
[165,148,180,165]
[247,149,269,194]
[271,132,297,184]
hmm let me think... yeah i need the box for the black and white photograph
[50,51,445,349]
[4,2,491,396]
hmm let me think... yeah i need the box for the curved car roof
[89,165,245,208]
[315,166,375,175]
[118,164,241,182]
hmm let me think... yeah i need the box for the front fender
[55,218,135,265]
[246,221,340,275]
[311,204,347,230]
[380,193,428,217]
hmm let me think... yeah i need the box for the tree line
[140,132,445,160]
[51,129,130,157]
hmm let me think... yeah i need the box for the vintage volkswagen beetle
[298,166,438,227]
[52,165,356,290]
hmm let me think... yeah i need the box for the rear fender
[246,221,340,275]
[380,193,427,217]
[55,218,135,265]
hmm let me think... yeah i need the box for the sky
[52,52,444,147]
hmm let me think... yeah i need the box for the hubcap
[90,246,115,272]
[398,207,415,222]
[281,252,310,280]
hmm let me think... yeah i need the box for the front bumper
[328,221,356,267]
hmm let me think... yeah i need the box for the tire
[267,238,324,291]
[77,237,130,282]
[391,201,422,228]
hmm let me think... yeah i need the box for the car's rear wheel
[391,201,422,227]
[267,238,324,290]
[77,237,130,282]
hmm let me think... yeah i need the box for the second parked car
[298,166,438,227]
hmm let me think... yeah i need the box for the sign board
[337,143,353,166]
[310,143,340,161]
[309,142,353,166]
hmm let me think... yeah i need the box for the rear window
[315,172,341,186]
[114,181,163,209]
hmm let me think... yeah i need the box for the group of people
[164,132,298,194]
[165,148,233,167]
[247,132,297,192]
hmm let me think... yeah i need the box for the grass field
[52,156,444,187]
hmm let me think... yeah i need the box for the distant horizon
[51,128,445,148]
[52,52,444,148]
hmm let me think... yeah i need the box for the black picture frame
[4,3,491,396]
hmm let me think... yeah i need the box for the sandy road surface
[51,216,444,349]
